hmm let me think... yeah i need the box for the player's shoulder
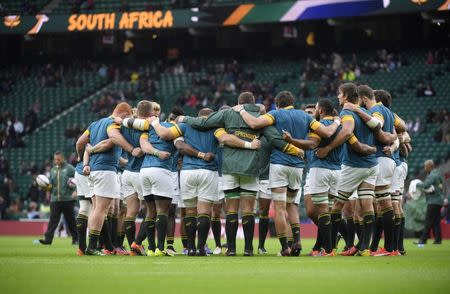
[340,109,354,116]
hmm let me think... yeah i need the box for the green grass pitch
[0,237,449,294]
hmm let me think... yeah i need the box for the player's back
[179,123,218,171]
[88,117,120,171]
[309,117,342,170]
[341,109,377,168]
[141,121,176,170]
[370,103,395,158]
[267,107,312,167]
[121,126,144,172]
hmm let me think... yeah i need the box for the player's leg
[287,200,301,256]
[74,172,92,254]
[143,199,157,255]
[212,201,223,254]
[197,199,214,256]
[124,194,139,247]
[212,176,225,254]
[370,199,383,252]
[110,199,120,250]
[357,181,376,255]
[76,197,92,254]
[342,200,354,251]
[117,201,127,250]
[258,197,271,254]
[223,174,240,256]
[184,200,198,256]
[87,196,113,255]
[373,158,396,254]
[41,201,63,245]
[154,195,172,255]
[166,203,177,255]
[179,207,188,254]
[61,200,78,245]
[239,175,259,256]
[271,186,289,256]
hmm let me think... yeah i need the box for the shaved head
[424,160,434,173]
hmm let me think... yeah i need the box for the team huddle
[73,82,412,257]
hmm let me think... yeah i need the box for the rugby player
[76,102,138,255]
[316,83,379,256]
[343,85,399,256]
[235,91,341,256]
[374,89,410,255]
[114,100,153,255]
[285,99,376,255]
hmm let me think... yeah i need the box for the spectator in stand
[424,84,436,97]
[98,64,108,78]
[416,82,426,97]
[13,117,24,137]
[27,201,40,219]
[0,155,9,175]
[412,117,422,134]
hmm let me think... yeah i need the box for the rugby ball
[36,174,50,188]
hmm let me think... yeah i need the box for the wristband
[130,147,135,154]
[83,164,89,167]
[239,108,246,114]
[244,141,252,149]
[151,119,160,127]
[197,152,205,159]
[334,119,341,127]
[152,150,159,157]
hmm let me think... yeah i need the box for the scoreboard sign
[1,0,448,35]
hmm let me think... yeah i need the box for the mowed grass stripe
[0,237,449,294]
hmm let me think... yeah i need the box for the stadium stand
[0,0,50,15]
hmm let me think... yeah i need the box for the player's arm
[394,113,407,133]
[310,119,340,139]
[114,117,150,131]
[282,131,320,150]
[75,130,90,161]
[343,103,382,132]
[398,131,411,144]
[232,105,271,129]
[399,143,409,158]
[107,124,142,157]
[262,126,304,158]
[315,116,355,158]
[139,134,171,160]
[85,139,114,155]
[348,134,377,156]
[148,117,183,141]
[119,156,128,167]
[416,174,436,190]
[214,128,261,150]
[173,137,214,161]
[178,111,225,130]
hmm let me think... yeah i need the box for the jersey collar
[283,106,294,110]
[323,116,333,120]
